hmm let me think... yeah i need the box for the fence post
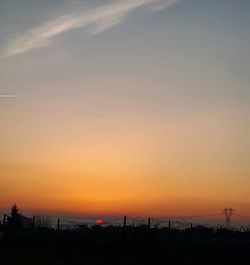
[32,216,35,229]
[3,214,6,227]
[147,217,151,243]
[148,217,151,230]
[123,215,127,228]
[31,216,35,233]
[123,215,127,243]
[57,218,60,231]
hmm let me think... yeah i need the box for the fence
[30,215,250,232]
[1,213,250,232]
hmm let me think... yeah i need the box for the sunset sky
[0,0,250,218]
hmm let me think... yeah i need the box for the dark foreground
[1,226,250,265]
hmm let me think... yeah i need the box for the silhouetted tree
[8,203,22,229]
[11,204,20,218]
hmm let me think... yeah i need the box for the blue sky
[1,0,249,102]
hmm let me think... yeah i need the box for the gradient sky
[0,0,250,217]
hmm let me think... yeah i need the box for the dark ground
[1,226,250,265]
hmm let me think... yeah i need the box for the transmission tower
[224,208,233,228]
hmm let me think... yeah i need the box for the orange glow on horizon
[1,107,249,217]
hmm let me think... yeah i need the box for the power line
[160,213,222,219]
[234,213,250,219]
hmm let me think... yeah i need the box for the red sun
[96,219,103,225]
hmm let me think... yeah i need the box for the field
[1,225,250,265]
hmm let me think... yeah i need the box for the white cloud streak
[0,95,20,98]
[6,0,179,56]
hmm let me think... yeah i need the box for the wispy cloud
[0,95,20,98]
[6,0,179,56]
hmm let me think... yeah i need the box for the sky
[0,0,250,219]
